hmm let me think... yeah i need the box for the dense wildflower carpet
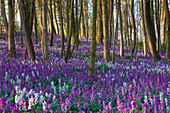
[0,35,170,112]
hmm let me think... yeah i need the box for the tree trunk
[42,0,48,62]
[97,0,103,44]
[53,2,60,35]
[34,6,38,44]
[19,0,36,61]
[161,1,166,44]
[139,0,147,57]
[144,0,161,60]
[89,0,97,74]
[57,0,65,57]
[118,0,124,57]
[164,0,170,59]
[64,0,74,63]
[1,0,8,40]
[109,0,114,47]
[102,0,110,61]
[155,0,161,52]
[112,0,119,64]
[66,0,70,39]
[130,0,136,56]
[8,0,16,58]
[49,0,54,46]
[84,0,89,42]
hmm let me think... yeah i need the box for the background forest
[0,0,170,112]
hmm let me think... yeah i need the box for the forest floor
[0,35,170,112]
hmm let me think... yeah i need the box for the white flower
[40,95,44,103]
[15,95,20,104]
[42,101,47,111]
[144,95,148,104]
[159,92,163,103]
[51,81,54,86]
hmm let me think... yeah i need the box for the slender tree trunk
[109,0,114,47]
[150,0,156,42]
[64,0,74,63]
[144,0,161,60]
[57,0,65,57]
[155,0,161,52]
[89,0,97,74]
[20,15,23,44]
[164,0,170,59]
[19,0,36,61]
[69,0,83,59]
[139,0,147,57]
[1,0,8,40]
[85,0,89,42]
[34,7,38,44]
[118,0,124,57]
[42,0,48,62]
[112,0,119,64]
[102,0,110,61]
[49,0,54,46]
[54,2,60,35]
[66,0,70,39]
[97,0,103,44]
[8,0,16,58]
[130,0,136,56]
[161,1,166,44]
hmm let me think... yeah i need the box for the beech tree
[164,0,170,59]
[42,0,48,62]
[19,0,36,61]
[8,0,16,58]
[89,0,97,74]
[1,0,8,40]
[102,0,110,61]
[144,0,161,60]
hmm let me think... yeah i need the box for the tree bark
[102,0,110,61]
[96,0,103,44]
[118,0,124,57]
[49,0,54,46]
[57,0,65,57]
[34,5,38,44]
[8,0,16,58]
[130,0,136,56]
[64,0,74,63]
[109,0,114,47]
[164,0,170,59]
[19,0,36,61]
[112,0,119,64]
[89,0,97,74]
[139,0,147,57]
[42,0,48,62]
[144,0,161,60]
[161,1,166,44]
[1,0,8,40]
[155,0,161,52]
